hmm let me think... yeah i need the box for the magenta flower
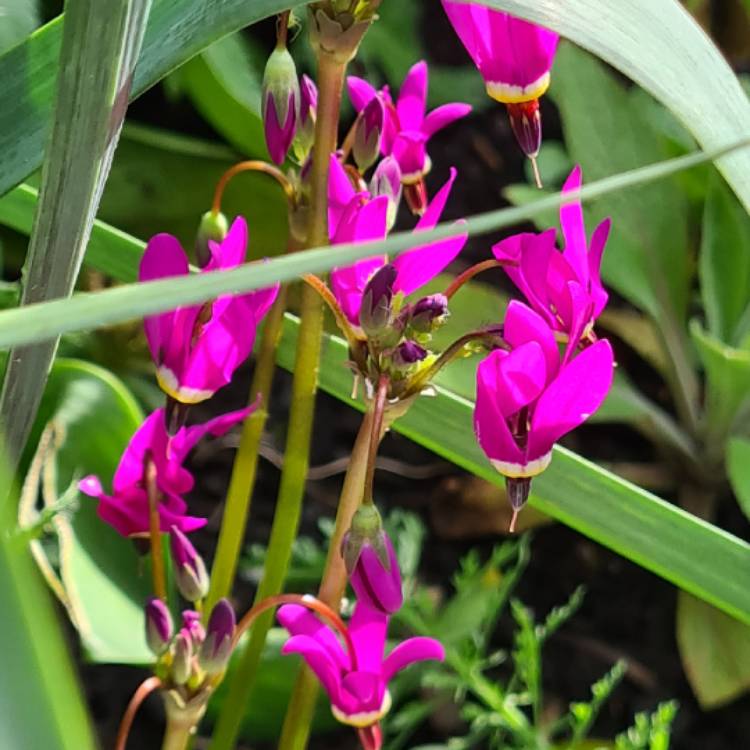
[474,301,613,483]
[442,1,558,167]
[79,405,253,537]
[441,1,558,105]
[139,217,279,405]
[350,532,403,615]
[278,600,443,734]
[348,61,471,185]
[330,166,467,325]
[492,166,611,339]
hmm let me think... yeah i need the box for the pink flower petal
[529,339,614,459]
[328,155,360,239]
[277,604,349,670]
[382,636,445,683]
[503,301,559,382]
[205,217,248,271]
[347,76,379,113]
[421,102,472,138]
[416,167,457,231]
[588,218,611,317]
[348,601,389,674]
[560,166,589,286]
[396,61,428,130]
[391,130,428,178]
[282,634,344,705]
[441,1,493,71]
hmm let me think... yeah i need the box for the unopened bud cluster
[144,527,235,691]
[356,265,450,397]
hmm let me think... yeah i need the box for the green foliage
[614,701,678,750]
[0,0,40,54]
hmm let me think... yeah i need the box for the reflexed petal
[331,257,386,325]
[283,634,344,704]
[173,405,255,462]
[441,1,493,71]
[392,223,466,297]
[588,218,611,317]
[278,604,349,670]
[328,155,360,239]
[421,102,472,138]
[382,637,445,683]
[493,341,548,416]
[340,672,384,714]
[416,167,457,231]
[348,75,379,113]
[529,339,614,458]
[112,410,169,492]
[503,300,559,381]
[391,131,427,179]
[474,351,524,466]
[350,535,403,615]
[348,601,389,674]
[560,166,588,285]
[503,16,559,88]
[397,61,428,130]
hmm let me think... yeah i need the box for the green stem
[205,287,288,613]
[161,721,192,750]
[277,411,374,750]
[162,692,207,750]
[208,46,347,750]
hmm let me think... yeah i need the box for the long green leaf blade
[0,0,152,463]
[483,0,750,210]
[0,0,300,199]
[0,143,743,350]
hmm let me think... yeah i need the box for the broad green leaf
[0,462,96,748]
[551,43,690,320]
[728,437,750,521]
[276,315,750,626]
[25,359,149,663]
[699,174,750,344]
[485,0,750,213]
[677,592,750,707]
[181,32,269,158]
[0,143,740,350]
[0,0,40,53]
[690,321,750,437]
[0,0,301,198]
[0,0,152,466]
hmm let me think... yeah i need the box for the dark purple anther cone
[505,476,532,533]
[145,597,173,656]
[506,99,542,159]
[351,532,404,615]
[170,526,209,603]
[199,598,236,675]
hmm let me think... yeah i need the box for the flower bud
[194,210,228,268]
[292,74,318,163]
[171,631,193,685]
[408,294,449,335]
[170,526,209,603]
[353,96,384,172]
[262,45,301,164]
[370,156,402,231]
[343,505,403,615]
[181,610,206,647]
[392,340,428,369]
[359,264,398,344]
[199,599,236,676]
[145,597,173,656]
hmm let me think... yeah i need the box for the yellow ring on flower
[486,72,550,104]
[331,691,392,728]
[156,367,213,405]
[491,451,552,479]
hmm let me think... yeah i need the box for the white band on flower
[491,451,552,479]
[157,367,214,405]
[486,72,550,104]
[331,690,392,728]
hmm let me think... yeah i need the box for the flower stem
[205,287,288,613]
[115,676,161,750]
[145,454,167,602]
[277,411,375,750]
[211,161,295,216]
[443,259,509,300]
[208,46,347,750]
[363,374,389,504]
